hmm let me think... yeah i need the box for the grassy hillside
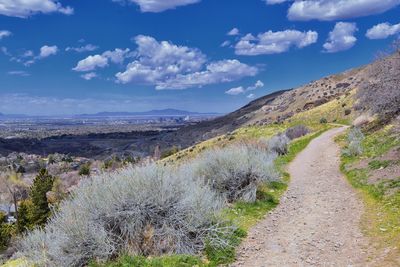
[337,122,400,265]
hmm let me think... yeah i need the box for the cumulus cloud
[323,22,358,53]
[73,55,109,72]
[227,28,240,36]
[235,29,318,56]
[118,36,257,89]
[75,36,257,89]
[0,0,73,18]
[0,30,11,40]
[81,72,97,80]
[366,22,400,39]
[66,44,99,53]
[39,45,58,58]
[73,49,132,72]
[225,80,264,95]
[225,86,245,95]
[287,0,400,21]
[247,93,256,99]
[113,0,200,12]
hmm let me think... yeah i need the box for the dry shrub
[357,47,400,121]
[17,164,227,267]
[189,144,278,203]
[284,125,310,140]
[343,127,364,156]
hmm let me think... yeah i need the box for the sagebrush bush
[263,134,290,155]
[17,164,228,267]
[343,127,364,156]
[189,144,279,203]
[284,125,310,140]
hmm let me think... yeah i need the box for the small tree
[30,169,55,227]
[17,200,34,234]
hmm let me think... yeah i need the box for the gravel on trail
[232,127,373,267]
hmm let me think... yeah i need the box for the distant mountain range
[0,109,220,118]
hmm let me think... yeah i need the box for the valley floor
[232,127,374,266]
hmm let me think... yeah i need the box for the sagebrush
[189,144,279,203]
[343,127,364,156]
[17,164,229,267]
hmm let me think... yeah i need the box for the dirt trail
[232,127,372,267]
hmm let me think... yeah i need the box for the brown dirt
[232,127,376,266]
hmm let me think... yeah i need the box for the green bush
[78,163,91,176]
[320,117,328,124]
[0,212,12,251]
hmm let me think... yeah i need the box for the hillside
[167,63,368,148]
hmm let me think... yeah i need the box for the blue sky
[0,0,399,115]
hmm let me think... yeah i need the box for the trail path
[232,127,372,267]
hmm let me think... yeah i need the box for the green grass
[338,125,400,265]
[368,160,391,170]
[90,255,206,267]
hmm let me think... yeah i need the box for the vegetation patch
[338,124,400,265]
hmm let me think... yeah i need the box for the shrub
[320,117,328,124]
[17,164,228,267]
[284,125,310,140]
[0,212,12,251]
[78,163,91,176]
[189,145,279,203]
[357,48,400,121]
[343,127,364,156]
[264,134,290,155]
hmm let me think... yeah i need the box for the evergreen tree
[30,169,55,226]
[16,200,33,234]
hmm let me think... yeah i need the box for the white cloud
[366,22,400,39]
[227,28,240,36]
[287,0,400,21]
[81,72,97,80]
[153,59,258,90]
[0,0,73,18]
[102,48,132,64]
[221,40,231,47]
[323,22,358,53]
[0,30,11,40]
[76,36,257,89]
[73,55,109,72]
[235,30,318,56]
[39,45,58,58]
[115,35,206,86]
[247,93,256,99]
[73,49,132,73]
[265,0,288,4]
[113,0,200,12]
[226,86,245,95]
[225,80,264,95]
[7,70,30,77]
[66,44,99,53]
